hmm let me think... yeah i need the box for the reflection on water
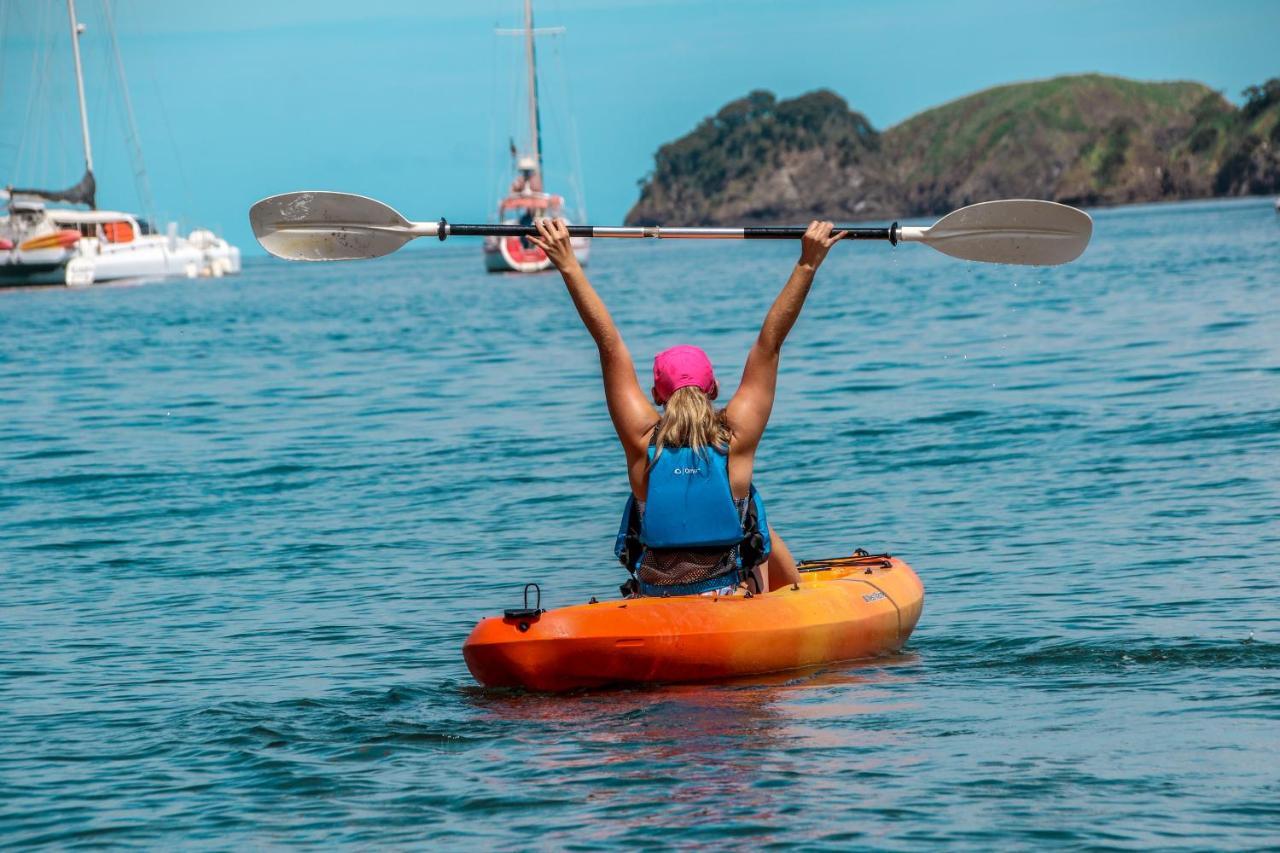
[462,657,927,844]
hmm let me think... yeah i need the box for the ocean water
[2,197,1277,848]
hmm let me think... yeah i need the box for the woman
[530,217,846,596]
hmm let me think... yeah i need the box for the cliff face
[626,89,896,224]
[625,75,1280,225]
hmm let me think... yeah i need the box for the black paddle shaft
[440,221,900,244]
[744,225,898,243]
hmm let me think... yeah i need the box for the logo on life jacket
[673,466,702,475]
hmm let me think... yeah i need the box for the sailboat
[482,0,589,273]
[0,0,240,287]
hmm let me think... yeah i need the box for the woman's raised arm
[530,218,657,455]
[725,221,846,451]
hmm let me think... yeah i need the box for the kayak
[463,552,924,692]
[18,229,81,252]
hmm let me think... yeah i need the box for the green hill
[625,74,1280,225]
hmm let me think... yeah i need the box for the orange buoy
[463,553,924,692]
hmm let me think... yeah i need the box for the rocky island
[626,74,1280,224]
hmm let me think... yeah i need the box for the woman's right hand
[529,217,580,272]
[797,220,848,270]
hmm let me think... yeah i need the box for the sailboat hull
[0,257,69,286]
[482,234,590,273]
[0,229,241,288]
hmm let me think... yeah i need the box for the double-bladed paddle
[249,191,1092,267]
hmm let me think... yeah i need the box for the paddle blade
[249,191,416,261]
[919,199,1092,266]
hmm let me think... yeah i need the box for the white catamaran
[0,0,240,288]
[482,0,589,273]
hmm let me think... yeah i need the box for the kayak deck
[462,553,924,692]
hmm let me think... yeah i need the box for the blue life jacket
[640,445,744,548]
[615,443,771,582]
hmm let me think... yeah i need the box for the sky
[2,0,1277,255]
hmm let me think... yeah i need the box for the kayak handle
[504,582,544,624]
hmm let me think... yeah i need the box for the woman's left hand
[797,220,848,271]
[529,217,579,271]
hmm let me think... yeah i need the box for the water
[2,198,1278,848]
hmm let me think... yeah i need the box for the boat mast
[66,0,95,205]
[523,0,542,178]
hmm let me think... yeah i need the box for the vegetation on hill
[626,74,1280,225]
[627,89,891,224]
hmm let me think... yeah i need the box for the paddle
[249,192,1092,266]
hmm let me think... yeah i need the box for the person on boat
[509,157,544,248]
[509,156,543,196]
[529,217,847,597]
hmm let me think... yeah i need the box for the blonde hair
[652,385,731,460]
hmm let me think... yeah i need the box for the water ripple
[1,198,1278,847]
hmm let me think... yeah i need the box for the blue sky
[2,0,1277,254]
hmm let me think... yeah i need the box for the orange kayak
[463,552,924,692]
